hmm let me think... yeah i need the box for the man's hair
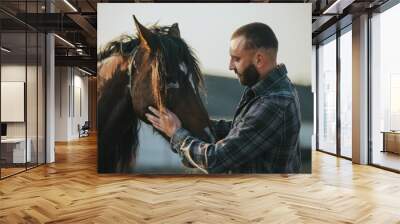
[232,22,278,56]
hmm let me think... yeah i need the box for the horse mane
[98,35,138,61]
[98,23,206,173]
[97,67,139,173]
[98,24,205,96]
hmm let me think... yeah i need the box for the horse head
[97,16,215,173]
[130,16,215,143]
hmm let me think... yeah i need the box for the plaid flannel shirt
[170,64,302,174]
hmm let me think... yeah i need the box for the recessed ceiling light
[54,34,75,48]
[1,47,11,53]
[63,0,78,12]
[322,0,354,15]
[78,67,93,76]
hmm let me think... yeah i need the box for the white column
[352,14,369,164]
[46,33,55,163]
[45,1,55,163]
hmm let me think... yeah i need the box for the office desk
[1,138,31,163]
[382,131,400,154]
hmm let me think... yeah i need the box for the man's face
[229,36,260,86]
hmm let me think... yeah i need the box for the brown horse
[97,16,215,173]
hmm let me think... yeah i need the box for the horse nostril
[203,127,216,143]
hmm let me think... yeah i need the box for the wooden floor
[1,167,26,178]
[1,135,400,223]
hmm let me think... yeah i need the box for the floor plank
[1,135,400,223]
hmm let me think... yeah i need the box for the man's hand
[145,106,182,138]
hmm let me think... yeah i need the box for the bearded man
[146,22,302,174]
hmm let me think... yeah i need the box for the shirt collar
[251,63,287,96]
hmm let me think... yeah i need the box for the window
[370,2,400,171]
[317,36,337,154]
[339,28,352,158]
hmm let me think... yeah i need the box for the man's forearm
[170,128,209,173]
[210,119,232,141]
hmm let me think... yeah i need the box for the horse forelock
[155,36,205,96]
[151,55,166,112]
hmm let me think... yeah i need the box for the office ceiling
[0,0,391,75]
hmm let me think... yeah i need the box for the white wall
[1,65,26,131]
[71,72,89,138]
[55,67,68,141]
[55,67,89,141]
[1,65,26,140]
[1,65,38,137]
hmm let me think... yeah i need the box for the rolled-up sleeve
[170,97,285,174]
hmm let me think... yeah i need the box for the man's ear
[133,15,160,52]
[254,51,265,67]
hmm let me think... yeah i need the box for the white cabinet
[1,138,32,163]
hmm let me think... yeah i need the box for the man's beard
[235,64,260,87]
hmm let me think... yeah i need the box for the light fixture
[76,48,87,56]
[54,34,75,48]
[78,67,93,76]
[1,47,11,53]
[322,0,354,15]
[63,0,78,12]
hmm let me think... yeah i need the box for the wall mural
[97,3,312,174]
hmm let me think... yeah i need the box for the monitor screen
[1,123,7,137]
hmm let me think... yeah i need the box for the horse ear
[133,15,159,52]
[168,23,180,38]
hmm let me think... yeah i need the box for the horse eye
[166,81,180,89]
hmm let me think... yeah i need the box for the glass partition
[317,36,337,155]
[1,31,28,177]
[0,1,46,179]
